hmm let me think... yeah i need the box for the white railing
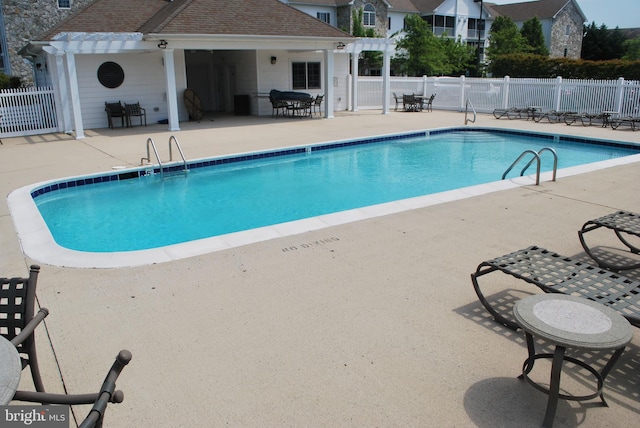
[0,87,58,137]
[356,76,640,117]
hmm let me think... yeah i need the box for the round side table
[0,336,21,405]
[513,294,633,428]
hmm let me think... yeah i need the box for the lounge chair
[533,110,577,123]
[104,101,127,129]
[471,245,640,330]
[564,112,604,126]
[610,116,640,131]
[1,265,49,392]
[13,349,132,428]
[578,210,640,271]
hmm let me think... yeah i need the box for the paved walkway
[2,110,639,427]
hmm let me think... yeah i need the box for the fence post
[459,75,466,112]
[615,77,625,113]
[503,75,510,109]
[422,75,428,98]
[554,76,562,111]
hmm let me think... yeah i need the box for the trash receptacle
[234,95,250,115]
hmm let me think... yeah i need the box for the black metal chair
[13,350,132,428]
[393,93,402,111]
[104,101,126,129]
[1,265,48,392]
[422,94,436,112]
[125,102,147,127]
[311,94,324,116]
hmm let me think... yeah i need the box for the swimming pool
[9,127,640,268]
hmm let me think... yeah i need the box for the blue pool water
[32,129,640,252]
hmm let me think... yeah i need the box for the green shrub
[490,54,640,80]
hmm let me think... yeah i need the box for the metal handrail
[168,135,188,172]
[465,99,476,124]
[520,147,558,182]
[141,137,163,176]
[502,149,541,185]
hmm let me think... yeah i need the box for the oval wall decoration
[97,62,125,88]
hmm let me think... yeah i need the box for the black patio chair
[13,349,132,428]
[125,102,147,127]
[1,265,49,392]
[311,94,324,116]
[104,101,126,129]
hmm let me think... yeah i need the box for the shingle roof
[39,0,351,41]
[490,0,583,22]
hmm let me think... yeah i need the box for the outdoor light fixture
[271,56,277,64]
[158,40,168,49]
[336,42,346,50]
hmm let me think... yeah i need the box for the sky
[488,0,639,29]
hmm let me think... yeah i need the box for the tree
[581,22,626,60]
[351,9,382,75]
[622,37,640,61]
[395,15,448,76]
[441,36,476,76]
[520,16,548,56]
[487,16,526,61]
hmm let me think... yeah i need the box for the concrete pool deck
[1,110,639,426]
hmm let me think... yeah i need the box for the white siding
[75,51,188,130]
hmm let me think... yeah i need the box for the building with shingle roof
[16,0,362,137]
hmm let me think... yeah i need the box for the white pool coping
[8,146,640,269]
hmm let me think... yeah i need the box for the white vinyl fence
[0,87,58,137]
[357,76,640,117]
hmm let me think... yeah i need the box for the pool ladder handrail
[464,99,476,124]
[140,136,188,177]
[502,147,558,185]
[141,137,163,176]
[168,135,188,172]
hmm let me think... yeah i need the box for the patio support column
[44,48,71,134]
[163,49,180,131]
[381,48,391,115]
[351,49,359,112]
[64,51,84,139]
[323,48,335,118]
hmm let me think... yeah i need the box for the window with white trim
[317,12,330,25]
[292,62,321,90]
[58,0,71,9]
[363,4,376,27]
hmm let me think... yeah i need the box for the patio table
[514,294,633,428]
[601,111,619,128]
[0,335,21,404]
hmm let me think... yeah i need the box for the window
[97,62,125,88]
[292,62,321,90]
[565,25,570,36]
[363,4,376,27]
[467,18,485,39]
[317,12,330,25]
[426,15,455,37]
[58,0,71,8]
[564,48,568,57]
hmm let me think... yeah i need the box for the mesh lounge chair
[471,245,640,330]
[13,350,132,428]
[104,101,126,129]
[1,265,49,392]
